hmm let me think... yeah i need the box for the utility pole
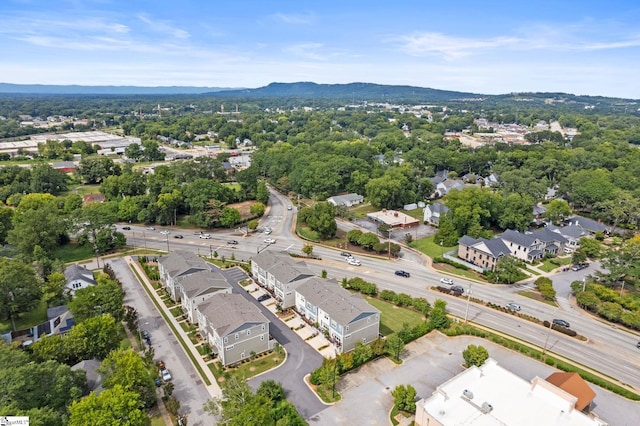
[166,234,170,252]
[464,283,473,323]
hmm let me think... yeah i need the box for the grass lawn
[364,296,425,336]
[399,208,424,221]
[297,226,320,241]
[0,299,48,334]
[169,306,183,317]
[409,235,457,259]
[149,415,166,426]
[350,203,377,218]
[53,243,97,263]
[539,257,572,272]
[524,267,541,276]
[210,351,284,382]
[518,290,558,307]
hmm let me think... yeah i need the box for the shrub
[462,344,489,367]
[380,289,397,302]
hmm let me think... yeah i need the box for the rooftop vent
[481,402,493,414]
[462,389,474,399]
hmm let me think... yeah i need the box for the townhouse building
[251,251,314,308]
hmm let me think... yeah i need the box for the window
[345,326,349,331]
[235,333,239,340]
[224,337,228,343]
[261,324,266,331]
[247,329,251,336]
[241,352,245,359]
[226,345,234,351]
[260,335,265,341]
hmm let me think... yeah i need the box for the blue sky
[1,0,640,98]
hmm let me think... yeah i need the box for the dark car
[173,234,184,239]
[142,330,150,339]
[340,252,352,257]
[571,262,589,271]
[451,285,465,294]
[395,270,410,278]
[122,226,131,230]
[228,240,239,245]
[636,341,640,349]
[553,319,571,328]
[257,294,271,302]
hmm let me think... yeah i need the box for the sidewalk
[125,256,222,399]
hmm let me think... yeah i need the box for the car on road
[264,238,276,244]
[147,226,155,231]
[395,270,410,278]
[199,234,211,239]
[637,341,640,349]
[160,230,170,235]
[506,303,521,311]
[347,258,361,266]
[173,234,183,239]
[451,285,465,293]
[257,294,271,302]
[287,205,292,210]
[161,368,172,382]
[122,226,131,230]
[263,228,272,235]
[553,319,571,328]
[227,240,238,245]
[142,330,150,339]
[440,277,454,285]
[340,252,352,257]
[571,262,589,271]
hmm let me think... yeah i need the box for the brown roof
[546,372,596,411]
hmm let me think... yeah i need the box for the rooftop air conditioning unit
[463,389,474,399]
[481,402,493,413]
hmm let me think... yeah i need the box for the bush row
[432,256,469,271]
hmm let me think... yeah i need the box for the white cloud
[395,32,521,59]
[268,12,313,25]
[283,42,328,61]
[137,14,190,39]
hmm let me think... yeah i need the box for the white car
[199,234,211,239]
[347,258,361,266]
[264,229,272,235]
[264,238,276,244]
[160,230,170,235]
[440,277,454,285]
[161,368,172,382]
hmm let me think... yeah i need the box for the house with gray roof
[434,179,464,198]
[196,293,270,366]
[177,269,232,324]
[158,250,209,300]
[548,224,589,250]
[295,278,380,353]
[565,216,609,234]
[423,202,450,225]
[251,251,314,308]
[326,193,364,208]
[498,229,545,262]
[64,264,96,296]
[458,236,511,271]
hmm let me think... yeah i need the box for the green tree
[43,271,67,307]
[256,181,270,204]
[68,273,125,322]
[66,314,120,360]
[534,277,556,301]
[429,299,451,330]
[305,202,337,239]
[301,244,314,256]
[250,202,266,217]
[543,199,572,225]
[0,258,42,331]
[99,349,156,408]
[498,193,534,231]
[385,334,405,361]
[433,212,459,247]
[220,207,242,228]
[204,376,273,426]
[353,341,373,365]
[68,384,149,426]
[571,249,588,264]
[492,256,527,284]
[77,157,121,184]
[462,344,489,367]
[578,237,602,258]
[392,384,417,413]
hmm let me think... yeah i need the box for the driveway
[218,267,327,419]
[109,258,213,426]
[309,332,640,425]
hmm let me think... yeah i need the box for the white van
[199,234,211,239]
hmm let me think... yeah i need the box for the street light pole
[464,283,472,323]
[166,234,170,252]
[440,239,444,257]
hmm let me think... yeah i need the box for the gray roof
[533,204,547,216]
[47,305,69,320]
[567,216,608,233]
[427,203,449,215]
[296,278,379,326]
[327,193,363,205]
[252,251,314,284]
[64,264,96,285]
[548,224,587,239]
[158,250,208,279]
[499,229,539,247]
[460,235,511,258]
[71,359,103,394]
[178,269,231,299]
[198,293,269,337]
[532,227,567,244]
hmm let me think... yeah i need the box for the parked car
[257,294,271,302]
[395,270,410,278]
[264,238,276,244]
[347,258,361,266]
[173,234,183,239]
[156,360,165,369]
[160,230,170,235]
[440,277,454,285]
[227,240,239,245]
[161,368,172,382]
[199,234,211,239]
[553,319,571,328]
[142,330,150,339]
[122,226,131,230]
[506,303,521,311]
[571,262,589,271]
[451,285,465,293]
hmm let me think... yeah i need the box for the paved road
[109,258,212,426]
[217,267,327,418]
